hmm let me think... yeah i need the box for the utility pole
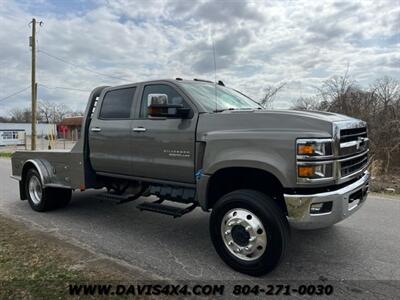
[30,18,37,150]
[29,18,43,150]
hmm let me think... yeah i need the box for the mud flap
[19,180,27,200]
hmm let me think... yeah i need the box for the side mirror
[147,94,191,118]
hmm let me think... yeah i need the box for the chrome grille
[340,127,368,157]
[340,151,368,178]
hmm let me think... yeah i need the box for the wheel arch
[20,160,41,200]
[202,167,287,215]
[20,159,56,198]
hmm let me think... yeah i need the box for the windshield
[178,82,262,112]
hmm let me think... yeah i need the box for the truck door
[130,83,197,183]
[89,86,137,175]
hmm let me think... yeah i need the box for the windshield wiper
[213,108,236,112]
[235,107,262,110]
[213,107,262,112]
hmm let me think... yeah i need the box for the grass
[0,215,154,299]
[0,152,12,158]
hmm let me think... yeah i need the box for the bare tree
[318,69,356,114]
[374,76,399,112]
[38,101,52,123]
[371,76,400,173]
[5,102,77,124]
[260,82,286,109]
[38,101,69,123]
[292,96,320,111]
[9,107,32,123]
[292,73,400,174]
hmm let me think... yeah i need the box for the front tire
[25,168,71,212]
[210,189,289,276]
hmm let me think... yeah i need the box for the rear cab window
[99,87,136,119]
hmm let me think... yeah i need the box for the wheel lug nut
[249,236,256,242]
[245,226,252,231]
[224,230,231,235]
[228,241,233,246]
[235,248,241,253]
[245,245,252,251]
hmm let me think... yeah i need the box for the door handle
[91,127,102,132]
[133,127,146,132]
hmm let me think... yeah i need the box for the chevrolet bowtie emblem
[356,137,365,150]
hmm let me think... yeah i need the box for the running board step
[137,201,197,218]
[96,192,142,204]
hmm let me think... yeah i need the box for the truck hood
[255,109,353,123]
[196,109,362,140]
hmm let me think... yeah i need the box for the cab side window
[99,87,136,119]
[140,84,187,118]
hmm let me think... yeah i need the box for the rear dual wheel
[25,168,72,212]
[210,189,289,276]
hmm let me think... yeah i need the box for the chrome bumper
[284,171,369,230]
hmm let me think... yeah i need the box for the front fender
[200,132,296,187]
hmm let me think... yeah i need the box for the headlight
[296,138,335,183]
[297,138,333,158]
[297,163,333,180]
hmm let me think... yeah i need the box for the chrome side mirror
[148,94,168,106]
[147,93,191,118]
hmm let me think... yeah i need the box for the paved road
[1,159,399,285]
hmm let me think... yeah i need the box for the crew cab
[11,79,369,276]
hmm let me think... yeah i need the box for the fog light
[310,202,332,215]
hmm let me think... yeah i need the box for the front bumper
[284,171,369,230]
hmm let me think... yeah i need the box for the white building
[0,123,57,146]
[0,123,56,136]
[0,129,25,146]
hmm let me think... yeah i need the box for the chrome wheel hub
[221,208,267,261]
[28,175,42,205]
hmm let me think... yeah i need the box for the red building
[57,116,83,140]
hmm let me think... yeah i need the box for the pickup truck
[11,78,369,276]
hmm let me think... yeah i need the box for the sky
[0,0,399,116]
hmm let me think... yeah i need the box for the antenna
[211,31,218,112]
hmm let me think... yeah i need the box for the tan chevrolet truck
[11,79,369,276]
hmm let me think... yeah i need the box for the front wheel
[210,189,289,276]
[25,168,72,212]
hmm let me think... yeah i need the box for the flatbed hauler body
[11,86,106,197]
[11,79,369,276]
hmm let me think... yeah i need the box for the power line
[0,86,30,102]
[0,83,89,105]
[37,49,129,82]
[38,83,91,93]
[51,86,91,92]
